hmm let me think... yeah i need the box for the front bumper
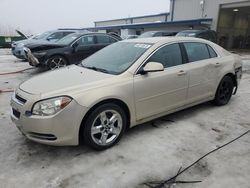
[10,90,88,146]
[24,48,41,66]
[11,46,27,60]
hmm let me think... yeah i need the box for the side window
[77,35,95,46]
[154,32,163,37]
[109,37,118,43]
[147,44,182,68]
[184,42,210,62]
[207,45,217,58]
[96,35,110,44]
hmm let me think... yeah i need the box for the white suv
[10,37,243,150]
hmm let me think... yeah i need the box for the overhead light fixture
[233,8,239,12]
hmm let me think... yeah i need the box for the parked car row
[11,36,242,150]
[11,29,217,70]
[138,29,217,42]
[11,29,81,60]
[24,32,121,70]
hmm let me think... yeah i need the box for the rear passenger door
[183,42,218,104]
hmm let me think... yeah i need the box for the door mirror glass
[142,62,164,73]
[47,36,53,41]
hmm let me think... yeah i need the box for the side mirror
[72,42,79,49]
[141,62,164,74]
[47,37,53,41]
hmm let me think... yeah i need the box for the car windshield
[56,34,79,45]
[139,32,156,38]
[81,42,151,75]
[34,31,53,40]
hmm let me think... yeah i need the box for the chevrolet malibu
[10,37,242,150]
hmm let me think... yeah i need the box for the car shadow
[126,101,215,135]
[15,101,216,165]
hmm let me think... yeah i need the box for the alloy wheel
[49,57,67,70]
[90,110,123,146]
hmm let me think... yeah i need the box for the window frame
[182,42,213,63]
[206,44,218,58]
[71,34,96,47]
[95,34,119,44]
[135,42,186,75]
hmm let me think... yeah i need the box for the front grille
[15,94,27,104]
[12,108,20,119]
[28,132,57,141]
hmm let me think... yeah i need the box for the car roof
[144,30,176,34]
[65,32,121,38]
[122,36,211,45]
[178,30,215,34]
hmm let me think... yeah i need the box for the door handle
[214,62,221,67]
[178,70,187,76]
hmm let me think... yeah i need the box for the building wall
[133,15,168,24]
[142,25,205,33]
[95,14,169,27]
[171,0,249,30]
[95,20,128,27]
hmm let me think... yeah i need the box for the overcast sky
[0,0,170,35]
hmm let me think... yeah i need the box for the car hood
[13,39,37,45]
[19,65,114,96]
[25,42,66,52]
[16,30,28,39]
[14,39,51,47]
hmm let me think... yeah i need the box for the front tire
[83,103,127,150]
[47,55,68,70]
[213,76,234,106]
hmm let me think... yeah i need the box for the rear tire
[47,55,68,70]
[82,103,127,150]
[213,76,234,106]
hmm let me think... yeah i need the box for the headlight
[32,96,72,116]
[33,51,47,57]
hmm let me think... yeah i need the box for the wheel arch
[78,98,131,144]
[224,73,237,87]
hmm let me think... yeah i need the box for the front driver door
[134,43,189,121]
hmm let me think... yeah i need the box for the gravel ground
[0,49,249,188]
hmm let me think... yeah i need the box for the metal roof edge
[94,12,170,24]
[83,18,213,30]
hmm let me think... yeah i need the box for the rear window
[184,42,210,62]
[207,45,217,58]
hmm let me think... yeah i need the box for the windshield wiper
[82,65,110,74]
